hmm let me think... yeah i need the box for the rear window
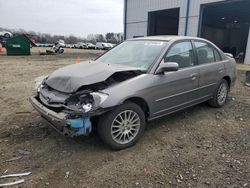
[194,41,215,64]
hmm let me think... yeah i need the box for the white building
[124,0,250,64]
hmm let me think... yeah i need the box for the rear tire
[4,33,10,38]
[97,102,146,150]
[208,79,229,108]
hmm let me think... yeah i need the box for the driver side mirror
[156,62,179,74]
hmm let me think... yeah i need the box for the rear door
[193,40,225,97]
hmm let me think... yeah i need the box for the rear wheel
[97,102,146,150]
[4,33,10,38]
[208,79,229,108]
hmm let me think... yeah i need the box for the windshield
[96,40,167,70]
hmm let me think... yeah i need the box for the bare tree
[0,27,124,44]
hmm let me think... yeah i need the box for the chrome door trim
[153,95,211,115]
[149,95,211,121]
[155,82,217,102]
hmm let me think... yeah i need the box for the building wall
[126,0,184,38]
[125,0,250,64]
[125,0,224,39]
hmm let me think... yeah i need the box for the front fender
[99,74,155,109]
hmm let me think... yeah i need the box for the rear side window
[194,41,215,64]
[164,41,194,68]
[214,49,222,62]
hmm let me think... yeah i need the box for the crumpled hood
[45,61,142,93]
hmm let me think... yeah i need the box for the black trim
[197,5,204,37]
[184,0,191,36]
[191,40,199,66]
[124,0,128,40]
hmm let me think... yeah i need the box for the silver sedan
[30,36,236,150]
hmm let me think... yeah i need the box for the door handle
[218,68,223,73]
[190,73,198,81]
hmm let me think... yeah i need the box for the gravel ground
[0,48,249,188]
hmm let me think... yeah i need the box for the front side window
[194,41,215,64]
[164,41,194,68]
[96,40,167,70]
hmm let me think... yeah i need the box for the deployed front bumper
[29,96,68,134]
[29,96,112,137]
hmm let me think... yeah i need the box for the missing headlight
[82,103,92,112]
[79,94,94,112]
[65,91,108,113]
[79,93,94,104]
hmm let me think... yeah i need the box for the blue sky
[0,0,124,37]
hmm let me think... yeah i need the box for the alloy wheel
[111,110,140,144]
[217,82,228,105]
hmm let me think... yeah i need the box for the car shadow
[4,102,225,152]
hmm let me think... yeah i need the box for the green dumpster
[6,35,36,56]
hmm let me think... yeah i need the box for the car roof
[128,35,206,42]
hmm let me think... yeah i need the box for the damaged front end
[30,64,142,137]
[30,80,111,137]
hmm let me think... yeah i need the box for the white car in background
[107,43,115,48]
[74,42,87,49]
[95,42,112,50]
[0,31,13,38]
[86,43,96,49]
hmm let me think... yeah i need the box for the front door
[150,41,200,118]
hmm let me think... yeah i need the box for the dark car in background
[30,36,236,150]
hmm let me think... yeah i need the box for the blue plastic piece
[67,117,92,136]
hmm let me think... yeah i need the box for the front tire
[208,79,229,108]
[97,102,146,150]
